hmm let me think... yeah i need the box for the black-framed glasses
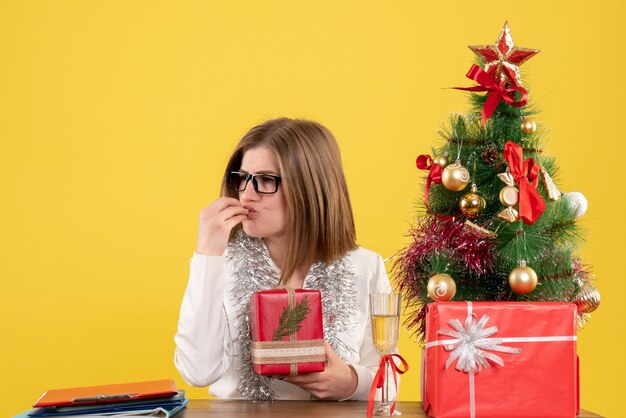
[226,171,282,194]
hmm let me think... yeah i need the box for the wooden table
[179,400,604,417]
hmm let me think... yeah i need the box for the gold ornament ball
[521,119,537,135]
[459,184,487,218]
[574,284,601,313]
[509,264,538,294]
[427,273,457,301]
[441,162,470,192]
[433,154,449,168]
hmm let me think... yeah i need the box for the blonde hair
[221,117,357,282]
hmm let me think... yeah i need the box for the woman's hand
[281,342,358,400]
[195,197,248,256]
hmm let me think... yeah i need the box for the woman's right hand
[195,197,249,256]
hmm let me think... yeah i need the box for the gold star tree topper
[469,22,540,87]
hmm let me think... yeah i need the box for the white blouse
[174,245,396,400]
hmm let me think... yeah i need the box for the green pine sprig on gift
[272,296,311,341]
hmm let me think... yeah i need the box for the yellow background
[1,1,624,416]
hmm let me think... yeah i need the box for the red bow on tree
[367,354,409,417]
[416,155,454,221]
[503,141,546,225]
[454,64,528,126]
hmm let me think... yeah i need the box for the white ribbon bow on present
[438,313,522,373]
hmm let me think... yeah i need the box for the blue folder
[13,392,187,418]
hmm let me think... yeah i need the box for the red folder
[33,379,177,407]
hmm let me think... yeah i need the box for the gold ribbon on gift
[251,339,326,366]
[251,288,325,375]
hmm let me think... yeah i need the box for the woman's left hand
[281,342,357,400]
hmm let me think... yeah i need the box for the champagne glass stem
[382,360,389,408]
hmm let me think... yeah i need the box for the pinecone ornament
[481,147,500,165]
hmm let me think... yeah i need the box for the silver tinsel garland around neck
[227,230,358,400]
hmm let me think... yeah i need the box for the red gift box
[421,301,578,418]
[250,288,325,375]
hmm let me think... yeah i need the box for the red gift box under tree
[422,301,578,418]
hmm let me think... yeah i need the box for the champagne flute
[370,293,402,416]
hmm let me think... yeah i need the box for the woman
[174,117,394,401]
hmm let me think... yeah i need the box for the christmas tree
[394,22,600,342]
